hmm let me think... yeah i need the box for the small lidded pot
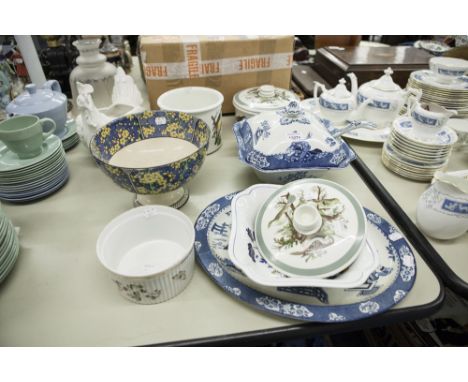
[233,85,299,119]
[6,80,67,137]
[96,205,195,304]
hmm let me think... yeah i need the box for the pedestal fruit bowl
[90,110,209,208]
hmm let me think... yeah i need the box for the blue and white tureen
[232,101,355,183]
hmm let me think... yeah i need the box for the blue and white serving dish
[194,193,416,322]
[232,101,355,183]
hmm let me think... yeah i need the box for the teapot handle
[313,81,326,101]
[42,79,62,93]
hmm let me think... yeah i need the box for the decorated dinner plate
[194,193,416,322]
[410,70,468,91]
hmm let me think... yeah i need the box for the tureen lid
[371,67,401,92]
[233,85,299,115]
[244,101,339,155]
[254,179,367,278]
[6,80,66,115]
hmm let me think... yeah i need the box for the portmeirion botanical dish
[232,101,355,183]
[416,170,468,240]
[232,85,299,119]
[157,87,223,154]
[349,68,422,128]
[429,57,468,83]
[76,67,145,147]
[229,184,379,288]
[254,179,367,278]
[89,110,209,208]
[97,205,195,304]
[6,80,68,137]
[194,193,416,322]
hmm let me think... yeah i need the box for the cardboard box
[139,35,294,113]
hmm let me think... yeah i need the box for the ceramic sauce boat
[348,67,422,128]
[313,76,368,125]
[407,97,457,138]
[6,80,67,137]
[416,170,468,240]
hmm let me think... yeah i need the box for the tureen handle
[284,101,303,117]
[42,79,62,93]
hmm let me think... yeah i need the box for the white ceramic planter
[157,87,224,154]
[96,205,195,304]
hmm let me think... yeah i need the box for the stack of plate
[382,116,457,181]
[408,70,468,118]
[59,118,80,151]
[0,208,20,284]
[0,135,69,203]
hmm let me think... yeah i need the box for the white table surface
[0,115,442,346]
[349,140,468,283]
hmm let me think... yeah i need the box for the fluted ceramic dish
[229,184,379,288]
[97,205,195,304]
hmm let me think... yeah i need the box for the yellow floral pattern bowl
[90,110,209,207]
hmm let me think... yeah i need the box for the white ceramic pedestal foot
[134,186,189,209]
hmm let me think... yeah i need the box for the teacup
[0,115,56,159]
[157,87,224,154]
[409,101,457,138]
[429,57,468,83]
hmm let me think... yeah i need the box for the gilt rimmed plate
[194,193,416,322]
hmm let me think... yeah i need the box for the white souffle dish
[233,85,299,119]
[232,100,355,183]
[96,205,195,304]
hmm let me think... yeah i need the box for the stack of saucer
[0,135,69,203]
[382,117,457,181]
[408,70,468,118]
[58,118,80,151]
[0,208,20,284]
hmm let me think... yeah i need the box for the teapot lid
[6,80,66,115]
[372,67,401,92]
[233,85,299,116]
[330,78,353,99]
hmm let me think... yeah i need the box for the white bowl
[97,205,195,304]
[430,57,468,82]
[157,87,224,154]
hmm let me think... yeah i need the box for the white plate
[393,117,458,147]
[229,184,379,288]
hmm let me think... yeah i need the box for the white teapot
[313,76,369,125]
[416,170,468,240]
[348,67,421,128]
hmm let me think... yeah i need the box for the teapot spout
[347,72,358,97]
[349,97,372,120]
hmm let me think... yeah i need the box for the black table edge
[352,154,468,299]
[141,285,444,347]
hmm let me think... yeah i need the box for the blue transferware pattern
[194,194,416,323]
[90,111,209,195]
[232,119,355,172]
[276,101,310,125]
[319,97,350,111]
[357,93,391,110]
[412,111,439,126]
[438,68,465,77]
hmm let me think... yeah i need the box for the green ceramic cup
[0,115,56,159]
